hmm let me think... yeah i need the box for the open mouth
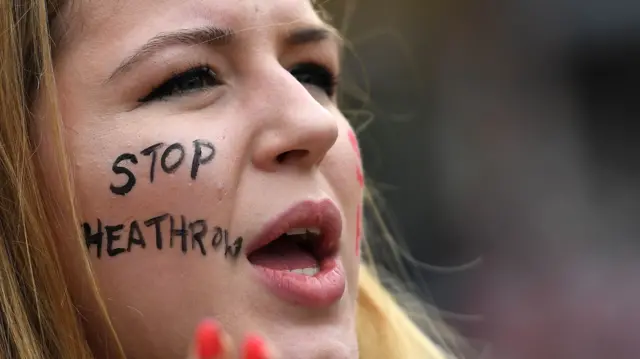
[245,200,345,307]
[247,227,337,276]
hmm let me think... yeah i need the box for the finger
[187,319,235,359]
[241,334,276,359]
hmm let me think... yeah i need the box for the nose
[251,71,339,172]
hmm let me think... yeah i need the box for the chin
[271,327,359,359]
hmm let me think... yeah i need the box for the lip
[247,199,345,307]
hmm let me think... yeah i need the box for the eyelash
[289,63,339,98]
[138,62,339,103]
[138,65,218,103]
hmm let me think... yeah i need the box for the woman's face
[40,0,363,358]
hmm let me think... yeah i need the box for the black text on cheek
[82,214,243,260]
[110,139,215,196]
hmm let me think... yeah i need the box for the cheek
[74,134,241,260]
[65,125,251,347]
[317,125,363,260]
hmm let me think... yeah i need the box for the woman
[0,0,452,358]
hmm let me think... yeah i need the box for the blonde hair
[0,1,453,358]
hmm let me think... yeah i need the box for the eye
[138,66,221,103]
[289,63,338,97]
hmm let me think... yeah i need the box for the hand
[187,319,275,359]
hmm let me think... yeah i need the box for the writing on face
[110,139,215,196]
[93,138,241,260]
[83,214,243,259]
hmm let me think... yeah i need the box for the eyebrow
[106,25,337,83]
[286,26,333,46]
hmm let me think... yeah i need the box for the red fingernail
[242,334,268,359]
[196,320,222,359]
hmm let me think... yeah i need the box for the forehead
[60,0,323,47]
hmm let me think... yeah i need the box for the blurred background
[323,0,640,358]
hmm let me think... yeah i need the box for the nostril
[276,149,309,164]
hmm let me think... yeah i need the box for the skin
[36,0,363,358]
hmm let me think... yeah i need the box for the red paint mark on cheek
[349,129,364,255]
[348,130,365,187]
[355,203,362,256]
[348,130,361,160]
[355,166,364,188]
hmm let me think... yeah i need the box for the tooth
[285,228,308,236]
[288,267,320,276]
[285,227,321,237]
[302,267,319,276]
